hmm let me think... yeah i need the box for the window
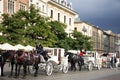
[69,18,71,25]
[58,13,60,21]
[8,0,14,14]
[50,10,53,18]
[74,27,77,31]
[54,49,57,56]
[64,15,66,23]
[42,5,44,12]
[20,3,26,11]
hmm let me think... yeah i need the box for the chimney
[61,0,67,6]
[69,2,72,9]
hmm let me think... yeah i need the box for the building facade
[74,21,104,53]
[28,0,49,16]
[29,0,77,33]
[0,0,4,21]
[116,34,120,57]
[0,0,28,21]
[103,30,116,53]
[47,0,77,33]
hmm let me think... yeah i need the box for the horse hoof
[22,76,26,79]
[22,75,26,79]
[14,76,18,78]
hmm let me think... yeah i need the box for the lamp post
[82,26,87,50]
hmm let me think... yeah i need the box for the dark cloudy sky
[68,0,120,33]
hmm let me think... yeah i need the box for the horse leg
[9,62,14,77]
[34,62,39,77]
[1,64,4,76]
[71,62,76,71]
[23,64,27,78]
[27,65,30,74]
[78,61,82,71]
[74,62,76,71]
[14,64,18,78]
[17,64,22,77]
[70,62,73,71]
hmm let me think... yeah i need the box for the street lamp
[82,26,87,50]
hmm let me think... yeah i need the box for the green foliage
[71,30,93,51]
[48,21,68,48]
[1,4,56,46]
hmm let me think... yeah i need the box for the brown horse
[20,49,50,77]
[0,50,16,77]
[14,50,40,77]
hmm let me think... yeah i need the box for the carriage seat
[39,55,46,63]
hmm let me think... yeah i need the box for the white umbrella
[25,45,35,51]
[0,43,16,50]
[0,44,2,49]
[15,44,25,50]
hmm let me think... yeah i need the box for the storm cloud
[68,0,120,33]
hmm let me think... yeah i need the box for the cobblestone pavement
[1,63,120,80]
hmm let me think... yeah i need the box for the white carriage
[30,47,69,76]
[83,51,102,71]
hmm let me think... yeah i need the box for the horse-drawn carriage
[83,51,102,71]
[29,47,69,76]
[66,50,102,71]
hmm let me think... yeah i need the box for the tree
[21,5,57,46]
[71,30,93,51]
[48,21,68,48]
[1,4,57,46]
[0,24,6,43]
[2,12,26,45]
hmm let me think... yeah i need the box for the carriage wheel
[97,64,102,70]
[45,62,53,76]
[88,62,93,71]
[62,65,69,74]
[68,62,71,70]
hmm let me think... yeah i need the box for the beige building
[74,21,92,37]
[28,0,49,16]
[104,30,116,53]
[74,21,104,53]
[29,0,78,34]
[92,26,104,53]
[116,34,120,57]
[47,0,77,33]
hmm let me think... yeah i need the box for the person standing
[110,55,117,69]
